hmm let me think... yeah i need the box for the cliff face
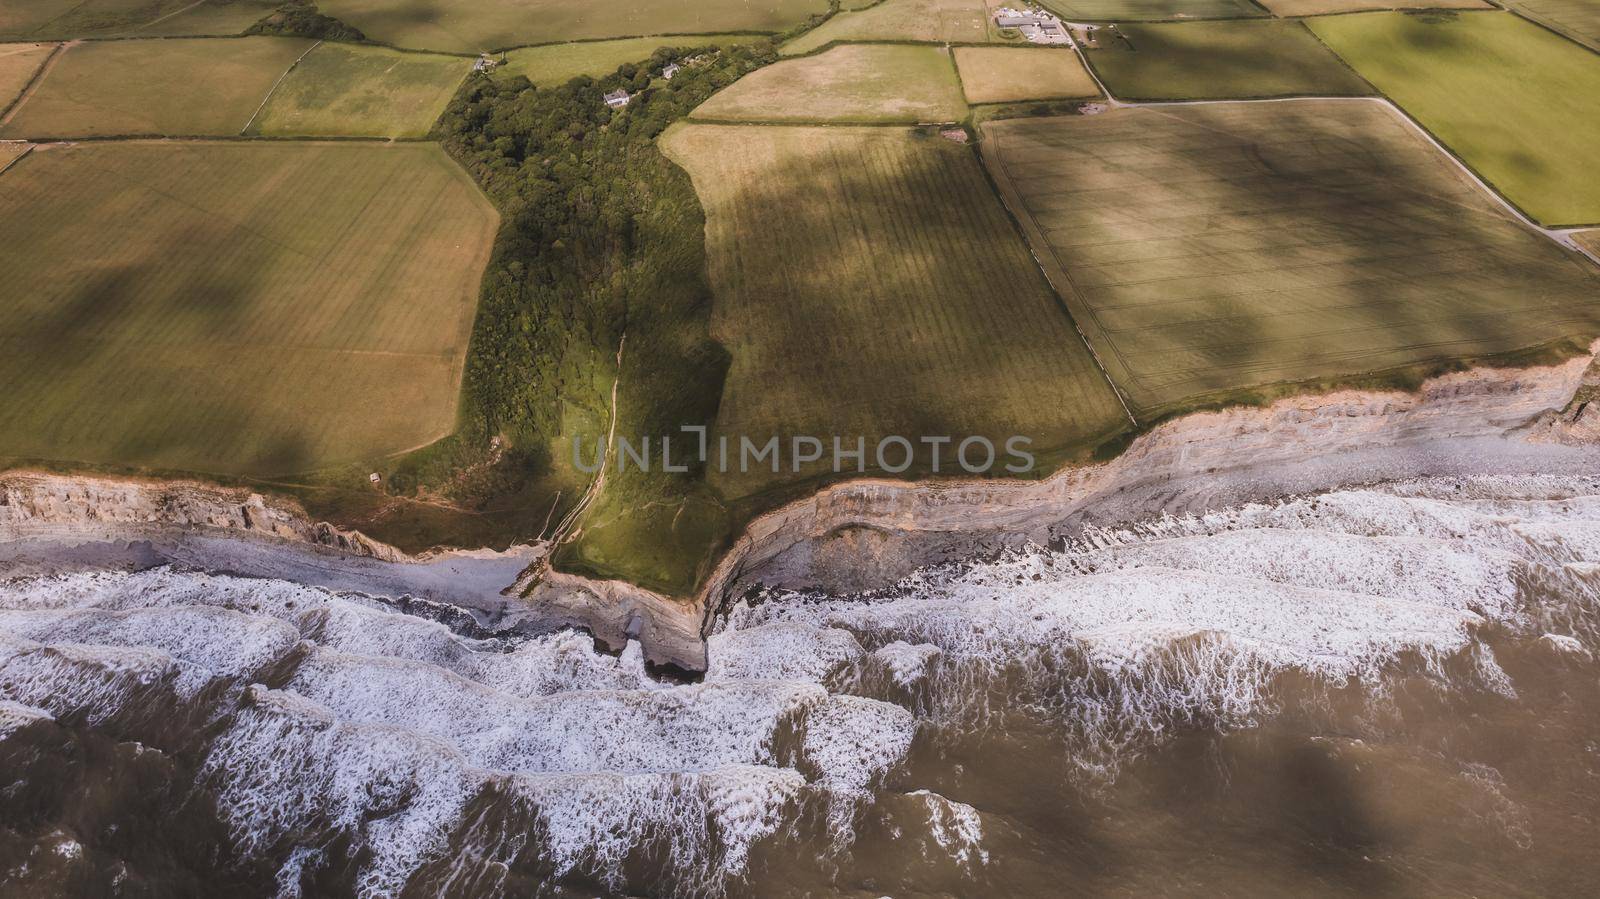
[0,473,407,562]
[700,345,1600,606]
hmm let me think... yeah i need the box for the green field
[956,46,1099,104]
[1084,20,1372,100]
[316,0,829,53]
[0,141,498,474]
[0,36,313,138]
[1258,0,1487,14]
[1501,0,1600,51]
[252,42,468,138]
[1038,0,1264,20]
[0,0,276,39]
[981,102,1600,415]
[692,44,966,123]
[782,0,993,55]
[1312,12,1600,227]
[0,42,53,113]
[662,123,1129,499]
[497,35,764,86]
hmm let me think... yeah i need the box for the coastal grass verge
[1254,0,1488,14]
[249,41,470,138]
[955,45,1099,104]
[691,43,966,123]
[0,36,314,138]
[1310,10,1600,227]
[314,0,830,53]
[1081,20,1373,101]
[661,122,1131,503]
[0,140,497,475]
[979,101,1600,417]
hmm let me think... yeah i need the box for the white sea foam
[0,635,179,726]
[911,790,988,868]
[705,621,863,682]
[0,698,54,739]
[874,641,942,688]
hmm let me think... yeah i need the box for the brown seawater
[3,474,1599,897]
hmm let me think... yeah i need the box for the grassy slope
[1500,0,1600,51]
[0,42,53,111]
[981,102,1600,417]
[1084,20,1372,100]
[317,0,829,53]
[1038,0,1263,21]
[0,0,275,39]
[252,42,470,138]
[1575,230,1600,258]
[692,44,966,122]
[498,35,765,86]
[782,0,993,54]
[0,141,497,474]
[0,36,312,138]
[956,46,1099,104]
[662,123,1129,502]
[1311,11,1600,227]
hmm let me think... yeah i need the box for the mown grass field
[1258,0,1487,15]
[1311,11,1600,227]
[0,42,53,112]
[497,35,763,86]
[981,102,1600,415]
[316,0,828,53]
[1576,230,1600,259]
[1501,0,1600,50]
[1038,0,1264,20]
[0,141,498,475]
[0,0,275,39]
[782,0,993,55]
[956,46,1099,104]
[252,42,469,138]
[661,123,1129,500]
[0,36,312,138]
[692,44,966,123]
[1084,20,1372,100]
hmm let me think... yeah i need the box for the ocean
[3,474,1599,896]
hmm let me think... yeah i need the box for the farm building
[603,89,631,108]
[663,62,681,79]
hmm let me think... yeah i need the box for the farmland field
[0,141,498,474]
[251,43,469,138]
[981,102,1600,415]
[1257,0,1487,15]
[0,42,53,113]
[692,44,966,123]
[316,0,829,54]
[497,35,763,86]
[0,141,28,170]
[782,0,992,55]
[1501,0,1600,50]
[1037,0,1265,21]
[661,123,1129,499]
[0,0,275,39]
[1311,11,1600,226]
[1084,21,1372,100]
[955,46,1099,103]
[1576,230,1600,259]
[0,36,312,138]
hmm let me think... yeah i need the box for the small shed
[662,62,681,80]
[603,89,631,109]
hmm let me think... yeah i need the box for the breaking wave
[3,475,1599,894]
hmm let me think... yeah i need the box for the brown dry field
[955,46,1100,104]
[0,36,312,138]
[0,141,498,475]
[0,42,53,113]
[981,101,1600,415]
